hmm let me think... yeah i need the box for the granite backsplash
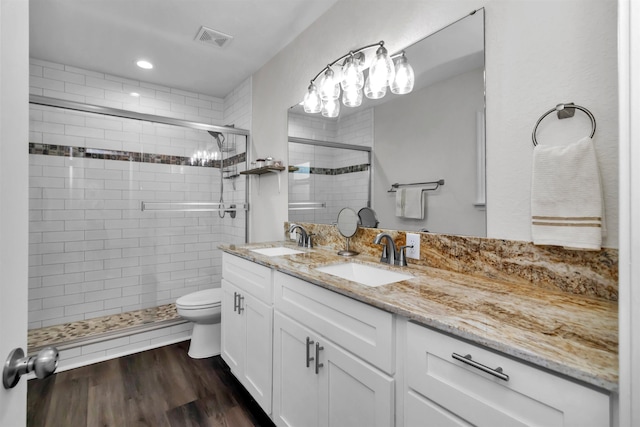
[284,222,618,302]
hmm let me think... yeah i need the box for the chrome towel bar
[387,179,445,193]
[141,202,247,212]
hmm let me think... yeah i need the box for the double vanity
[220,238,617,426]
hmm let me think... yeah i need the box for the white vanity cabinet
[403,321,611,427]
[273,272,395,427]
[221,253,274,414]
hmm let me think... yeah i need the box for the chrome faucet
[373,233,412,266]
[289,224,313,248]
[373,233,397,265]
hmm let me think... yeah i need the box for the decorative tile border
[28,303,181,351]
[28,142,246,168]
[290,163,370,176]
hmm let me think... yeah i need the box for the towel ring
[531,103,596,147]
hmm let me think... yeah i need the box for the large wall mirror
[288,9,486,237]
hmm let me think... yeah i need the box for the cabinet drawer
[222,253,272,302]
[406,322,610,427]
[274,271,394,374]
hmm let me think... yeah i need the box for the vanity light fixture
[303,41,414,116]
[391,52,415,95]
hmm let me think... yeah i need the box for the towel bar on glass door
[288,202,327,211]
[140,202,248,212]
[531,103,596,147]
[387,179,445,193]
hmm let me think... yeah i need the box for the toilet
[175,288,222,359]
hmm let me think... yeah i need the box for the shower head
[207,131,225,150]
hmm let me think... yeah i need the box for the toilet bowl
[176,288,222,359]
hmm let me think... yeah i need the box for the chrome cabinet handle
[306,337,315,367]
[315,342,324,374]
[452,353,509,381]
[237,295,244,313]
[233,292,239,312]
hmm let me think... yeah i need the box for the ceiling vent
[194,26,233,49]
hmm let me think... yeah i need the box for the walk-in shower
[27,95,249,358]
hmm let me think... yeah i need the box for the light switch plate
[406,233,420,259]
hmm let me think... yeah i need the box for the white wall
[251,0,618,248]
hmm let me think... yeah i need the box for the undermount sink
[251,247,305,256]
[315,262,413,287]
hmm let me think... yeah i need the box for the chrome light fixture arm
[308,41,385,85]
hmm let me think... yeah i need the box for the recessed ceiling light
[130,92,140,97]
[136,60,153,70]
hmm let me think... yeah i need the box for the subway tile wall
[28,58,251,329]
[288,110,372,224]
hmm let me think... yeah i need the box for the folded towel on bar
[395,188,405,217]
[531,136,603,250]
[396,187,424,219]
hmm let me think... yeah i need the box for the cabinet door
[318,339,394,427]
[273,312,321,427]
[221,279,244,374]
[243,292,273,413]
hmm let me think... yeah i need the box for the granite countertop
[221,241,618,392]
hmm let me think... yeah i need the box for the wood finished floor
[27,341,275,427]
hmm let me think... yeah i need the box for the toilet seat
[176,288,221,310]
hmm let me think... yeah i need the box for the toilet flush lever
[3,346,59,389]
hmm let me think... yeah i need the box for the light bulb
[364,75,387,100]
[319,68,340,101]
[322,98,340,118]
[342,87,363,107]
[341,56,364,91]
[303,83,322,113]
[136,60,153,69]
[368,44,395,89]
[391,54,415,95]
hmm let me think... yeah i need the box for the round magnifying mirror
[336,208,359,256]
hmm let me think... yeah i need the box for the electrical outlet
[405,233,421,260]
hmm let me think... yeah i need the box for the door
[273,312,320,427]
[0,0,29,425]
[243,292,272,413]
[319,339,394,427]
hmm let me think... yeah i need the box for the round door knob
[3,346,59,389]
[31,347,59,379]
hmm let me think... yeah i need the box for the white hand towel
[402,187,424,219]
[395,188,405,217]
[531,136,603,250]
[395,188,425,219]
